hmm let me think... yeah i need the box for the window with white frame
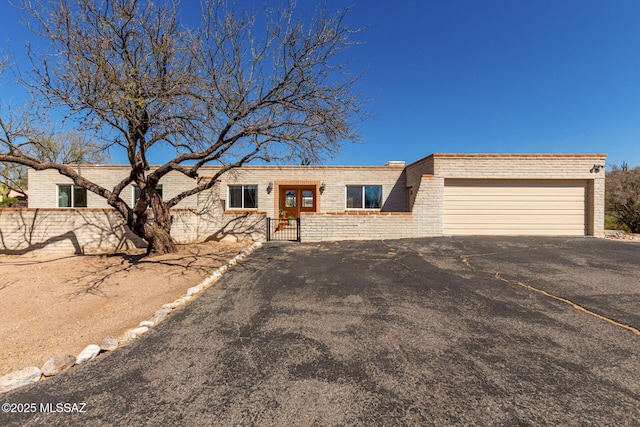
[346,185,382,209]
[57,184,87,208]
[132,184,163,206]
[228,185,258,209]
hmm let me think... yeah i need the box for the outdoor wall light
[319,182,326,194]
[267,182,273,194]
[591,164,604,173]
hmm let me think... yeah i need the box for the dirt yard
[0,241,250,377]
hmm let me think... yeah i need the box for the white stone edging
[0,241,263,395]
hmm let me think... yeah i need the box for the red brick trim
[0,207,120,212]
[302,211,411,216]
[273,180,321,186]
[2,207,203,213]
[223,210,266,215]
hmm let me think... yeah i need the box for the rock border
[604,230,640,241]
[0,241,263,395]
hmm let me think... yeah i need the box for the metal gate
[266,217,300,242]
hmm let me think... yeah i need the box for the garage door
[443,179,587,235]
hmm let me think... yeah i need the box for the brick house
[1,153,606,253]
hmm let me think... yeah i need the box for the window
[57,184,87,208]
[346,185,382,209]
[132,184,163,206]
[302,190,314,207]
[285,190,296,207]
[228,185,257,209]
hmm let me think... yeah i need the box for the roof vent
[384,161,405,167]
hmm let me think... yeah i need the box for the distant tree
[0,0,365,255]
[605,164,640,233]
[0,180,18,207]
[0,123,107,201]
[0,196,19,207]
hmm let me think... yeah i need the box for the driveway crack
[460,256,640,337]
[493,272,640,337]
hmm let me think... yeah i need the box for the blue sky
[2,0,639,169]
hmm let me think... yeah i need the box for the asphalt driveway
[2,237,639,426]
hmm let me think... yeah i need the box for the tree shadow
[0,208,146,255]
[205,213,266,243]
[68,246,241,297]
[0,209,83,255]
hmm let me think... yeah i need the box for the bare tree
[0,119,107,201]
[0,107,29,200]
[0,56,28,202]
[0,0,365,255]
[606,164,640,233]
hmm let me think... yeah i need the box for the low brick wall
[0,208,267,254]
[211,212,268,243]
[0,209,144,254]
[300,211,436,242]
[1,207,438,253]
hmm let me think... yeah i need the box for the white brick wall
[0,209,145,253]
[200,164,408,217]
[17,153,606,251]
[300,212,426,242]
[29,163,407,214]
[430,154,606,180]
[413,175,444,236]
[0,208,266,254]
[405,156,434,211]
[404,154,606,237]
[28,166,198,209]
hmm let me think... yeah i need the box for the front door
[279,186,316,219]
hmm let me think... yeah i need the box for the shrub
[606,165,640,233]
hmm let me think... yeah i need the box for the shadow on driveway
[3,237,639,426]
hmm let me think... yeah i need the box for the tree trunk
[146,195,177,255]
[128,194,177,256]
[130,218,177,256]
[145,222,177,256]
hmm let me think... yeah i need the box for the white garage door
[443,179,587,235]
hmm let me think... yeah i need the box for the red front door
[279,186,316,219]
